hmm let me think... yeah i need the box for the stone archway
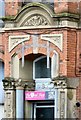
[9,33,62,79]
[15,2,54,27]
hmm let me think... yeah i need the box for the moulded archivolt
[9,35,30,52]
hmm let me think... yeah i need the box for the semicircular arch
[10,39,62,60]
[15,2,54,27]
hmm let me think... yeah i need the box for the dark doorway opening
[36,107,54,120]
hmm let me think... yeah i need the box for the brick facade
[54,0,79,14]
[5,0,22,16]
[1,0,81,119]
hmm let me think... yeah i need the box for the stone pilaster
[52,76,79,118]
[3,77,16,118]
[3,77,35,118]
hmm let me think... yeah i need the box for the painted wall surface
[12,55,19,79]
[25,101,32,118]
[19,59,33,80]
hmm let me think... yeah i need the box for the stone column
[52,76,67,118]
[15,79,25,118]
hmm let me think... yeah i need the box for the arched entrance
[9,32,61,118]
[18,52,59,82]
[18,53,58,119]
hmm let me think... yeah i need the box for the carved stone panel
[9,35,30,52]
[23,15,49,26]
[60,91,65,118]
[41,34,63,51]
[57,88,67,118]
[4,91,15,118]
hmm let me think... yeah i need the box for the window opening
[33,56,51,79]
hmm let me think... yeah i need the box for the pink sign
[25,91,45,100]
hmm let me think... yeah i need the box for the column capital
[15,78,25,90]
[3,77,15,90]
[52,76,79,89]
[52,75,67,89]
[3,77,35,90]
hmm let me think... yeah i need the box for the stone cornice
[2,12,79,22]
[53,12,79,20]
[3,76,79,90]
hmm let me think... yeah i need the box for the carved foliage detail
[23,15,49,26]
[9,35,30,52]
[41,34,63,51]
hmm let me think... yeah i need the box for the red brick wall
[2,1,81,118]
[0,33,4,61]
[54,0,79,14]
[76,77,81,118]
[1,28,81,118]
[5,0,22,16]
[76,30,81,118]
[2,32,11,77]
[67,29,77,77]
[76,30,81,76]
[5,1,81,16]
[2,28,78,78]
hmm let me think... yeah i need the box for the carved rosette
[23,15,49,26]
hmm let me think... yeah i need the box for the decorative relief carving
[23,15,49,26]
[3,77,35,91]
[25,81,35,91]
[15,78,25,88]
[4,91,15,118]
[9,35,30,52]
[52,76,67,88]
[60,91,65,118]
[3,77,15,89]
[41,34,63,51]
